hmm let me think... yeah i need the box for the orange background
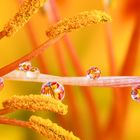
[0,0,140,140]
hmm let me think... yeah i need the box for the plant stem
[53,42,84,138]
[0,31,6,40]
[46,1,84,138]
[103,3,123,140]
[3,71,140,87]
[0,116,30,128]
[0,108,14,115]
[106,15,140,140]
[26,22,49,74]
[0,36,61,77]
[47,1,101,139]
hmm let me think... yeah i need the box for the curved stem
[0,108,14,115]
[0,116,30,128]
[46,1,84,138]
[0,36,61,77]
[47,1,101,139]
[54,43,84,138]
[107,16,140,140]
[26,22,49,74]
[0,31,6,40]
[103,3,123,140]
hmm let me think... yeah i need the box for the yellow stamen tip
[29,115,80,140]
[2,0,46,37]
[46,10,112,39]
[3,94,68,115]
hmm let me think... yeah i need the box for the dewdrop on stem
[131,86,140,102]
[26,67,40,79]
[41,82,65,101]
[0,77,4,90]
[18,61,32,71]
[86,66,101,79]
[17,61,40,79]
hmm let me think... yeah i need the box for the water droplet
[131,86,140,102]
[18,61,32,71]
[86,66,101,79]
[18,61,40,79]
[26,67,40,79]
[41,82,65,101]
[0,77,4,90]
[30,67,39,72]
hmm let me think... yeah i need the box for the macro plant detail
[18,61,32,71]
[2,94,68,115]
[0,77,4,90]
[0,0,47,38]
[86,66,101,79]
[0,0,140,140]
[17,61,40,78]
[41,81,65,100]
[131,86,140,102]
[0,94,80,139]
[0,0,111,139]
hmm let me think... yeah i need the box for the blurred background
[0,0,140,140]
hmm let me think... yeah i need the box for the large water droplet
[41,82,65,101]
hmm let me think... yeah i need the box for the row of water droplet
[0,61,139,102]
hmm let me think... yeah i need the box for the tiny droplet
[86,66,101,79]
[18,61,32,71]
[131,86,140,102]
[26,67,40,79]
[18,61,40,79]
[41,82,65,101]
[0,77,4,90]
